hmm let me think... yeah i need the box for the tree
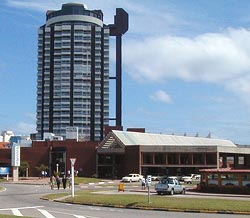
[19,161,30,177]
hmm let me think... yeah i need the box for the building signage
[0,167,10,175]
[66,126,79,141]
[11,145,20,167]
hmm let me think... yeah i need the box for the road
[0,183,248,218]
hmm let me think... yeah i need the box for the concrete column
[222,154,227,168]
[12,166,19,182]
[234,154,239,168]
[216,151,220,169]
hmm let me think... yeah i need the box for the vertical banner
[11,145,20,167]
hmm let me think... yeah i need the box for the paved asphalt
[0,177,249,218]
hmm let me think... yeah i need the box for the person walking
[62,175,67,189]
[50,176,55,190]
[141,177,146,190]
[56,176,61,190]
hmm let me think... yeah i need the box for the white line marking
[38,209,56,218]
[12,208,23,216]
[0,206,44,211]
[45,209,100,218]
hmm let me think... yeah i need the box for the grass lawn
[0,178,6,183]
[43,190,250,214]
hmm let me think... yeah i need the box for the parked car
[181,175,193,184]
[151,175,160,181]
[181,174,201,184]
[155,178,185,195]
[121,173,143,183]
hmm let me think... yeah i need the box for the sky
[0,0,250,145]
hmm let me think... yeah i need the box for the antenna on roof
[206,132,211,138]
[195,132,199,137]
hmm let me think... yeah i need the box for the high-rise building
[36,3,110,141]
[36,3,128,141]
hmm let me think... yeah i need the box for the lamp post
[70,158,76,197]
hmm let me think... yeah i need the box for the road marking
[45,209,100,218]
[12,208,23,216]
[38,209,56,218]
[0,206,43,211]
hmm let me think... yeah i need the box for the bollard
[118,183,125,192]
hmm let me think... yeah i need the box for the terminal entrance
[49,147,66,176]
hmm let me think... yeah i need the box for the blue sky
[0,0,250,144]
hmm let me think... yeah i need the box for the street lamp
[70,158,76,197]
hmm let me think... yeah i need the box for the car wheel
[157,191,161,195]
[170,189,174,195]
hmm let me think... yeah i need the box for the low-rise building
[97,130,250,179]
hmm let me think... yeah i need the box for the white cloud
[149,90,172,104]
[124,28,250,104]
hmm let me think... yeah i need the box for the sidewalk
[5,177,50,185]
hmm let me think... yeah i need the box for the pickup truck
[155,178,185,195]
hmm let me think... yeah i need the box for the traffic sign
[147,175,152,184]
[70,158,76,166]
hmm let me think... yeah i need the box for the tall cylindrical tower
[36,3,110,141]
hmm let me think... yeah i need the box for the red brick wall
[21,142,50,176]
[1,140,99,177]
[123,146,140,176]
[0,149,11,165]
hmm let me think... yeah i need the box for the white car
[181,174,201,184]
[181,176,192,184]
[121,173,143,183]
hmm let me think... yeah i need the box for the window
[167,153,179,165]
[206,153,217,165]
[142,153,153,164]
[180,154,189,164]
[221,174,239,186]
[193,153,204,165]
[155,153,166,164]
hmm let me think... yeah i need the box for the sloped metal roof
[111,130,237,147]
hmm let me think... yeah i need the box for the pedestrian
[50,176,56,190]
[68,176,72,189]
[62,175,67,189]
[56,176,61,190]
[141,177,146,190]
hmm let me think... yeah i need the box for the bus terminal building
[97,130,250,179]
